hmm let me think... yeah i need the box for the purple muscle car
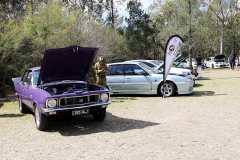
[12,46,111,131]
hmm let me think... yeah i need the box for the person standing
[228,51,236,70]
[235,56,239,70]
[195,54,203,78]
[88,66,97,84]
[95,55,109,87]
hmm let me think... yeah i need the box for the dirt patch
[1,68,240,159]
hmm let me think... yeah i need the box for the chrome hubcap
[35,107,40,127]
[161,84,173,97]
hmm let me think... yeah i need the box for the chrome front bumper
[42,101,111,112]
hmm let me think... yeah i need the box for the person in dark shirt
[195,54,203,78]
[228,51,236,70]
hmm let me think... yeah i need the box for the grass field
[1,68,240,159]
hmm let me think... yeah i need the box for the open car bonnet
[214,54,225,59]
[37,46,98,85]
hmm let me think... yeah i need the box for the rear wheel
[34,105,47,131]
[92,108,106,121]
[19,97,29,113]
[159,82,176,97]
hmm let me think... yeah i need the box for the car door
[22,71,33,108]
[18,71,30,105]
[106,64,125,91]
[123,64,151,92]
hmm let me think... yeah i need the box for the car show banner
[163,35,183,83]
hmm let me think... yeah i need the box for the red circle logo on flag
[169,45,175,51]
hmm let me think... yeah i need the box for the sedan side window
[21,71,29,82]
[124,64,146,75]
[23,71,32,85]
[108,65,123,75]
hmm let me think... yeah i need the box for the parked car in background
[204,55,228,68]
[12,46,111,131]
[174,57,198,69]
[106,61,194,97]
[126,60,196,84]
[173,56,198,77]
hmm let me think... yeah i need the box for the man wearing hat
[95,55,109,87]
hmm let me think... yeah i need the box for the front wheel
[92,108,106,121]
[19,97,29,113]
[159,82,176,97]
[34,105,47,131]
[212,64,214,68]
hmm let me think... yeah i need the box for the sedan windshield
[33,70,40,85]
[138,63,155,74]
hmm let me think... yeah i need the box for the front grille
[59,95,99,107]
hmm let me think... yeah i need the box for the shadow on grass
[195,77,211,80]
[45,113,159,136]
[179,91,227,97]
[0,114,25,118]
[193,84,203,87]
[110,94,160,102]
[0,102,3,108]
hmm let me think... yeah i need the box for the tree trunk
[111,0,114,28]
[220,21,225,54]
[189,0,193,68]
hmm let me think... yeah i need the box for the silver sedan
[106,61,194,97]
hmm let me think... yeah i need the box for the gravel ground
[1,68,240,159]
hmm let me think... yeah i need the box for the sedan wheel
[19,97,28,113]
[34,105,47,131]
[160,82,176,97]
[212,64,214,68]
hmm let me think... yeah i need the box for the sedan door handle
[126,78,130,79]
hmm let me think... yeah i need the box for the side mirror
[23,82,28,86]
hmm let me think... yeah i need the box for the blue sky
[118,0,154,17]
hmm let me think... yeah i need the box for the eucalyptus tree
[125,0,154,59]
[149,0,203,67]
[105,0,126,28]
[204,0,238,54]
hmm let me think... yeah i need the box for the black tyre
[19,97,29,113]
[92,108,106,121]
[34,104,47,131]
[159,82,176,97]
[212,64,214,68]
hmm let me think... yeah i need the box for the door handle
[126,78,130,79]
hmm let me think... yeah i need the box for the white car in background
[174,57,198,69]
[204,55,228,68]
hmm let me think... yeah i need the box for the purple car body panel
[14,46,110,116]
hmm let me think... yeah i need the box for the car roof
[107,61,142,65]
[29,67,41,71]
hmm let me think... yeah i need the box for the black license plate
[72,109,89,116]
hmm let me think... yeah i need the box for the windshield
[33,70,40,85]
[138,63,154,74]
[151,61,162,66]
[213,58,225,62]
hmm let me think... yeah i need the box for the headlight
[47,99,57,108]
[101,93,109,102]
